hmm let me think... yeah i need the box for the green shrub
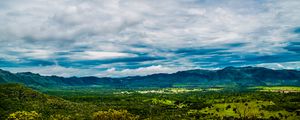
[93,109,139,120]
[7,111,41,120]
[49,114,71,120]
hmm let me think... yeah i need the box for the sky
[0,0,300,77]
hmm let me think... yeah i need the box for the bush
[50,114,71,120]
[7,111,41,120]
[93,109,139,120]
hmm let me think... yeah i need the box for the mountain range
[1,66,300,88]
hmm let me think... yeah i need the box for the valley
[1,67,300,119]
[1,83,300,120]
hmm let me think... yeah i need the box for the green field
[250,86,300,93]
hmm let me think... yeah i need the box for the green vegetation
[0,84,100,119]
[7,111,41,120]
[93,109,139,120]
[188,101,297,119]
[1,84,300,119]
[251,86,300,93]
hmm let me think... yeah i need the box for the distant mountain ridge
[0,66,300,88]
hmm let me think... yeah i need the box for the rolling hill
[0,66,300,88]
[0,83,100,119]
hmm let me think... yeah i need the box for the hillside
[0,84,101,119]
[0,66,300,88]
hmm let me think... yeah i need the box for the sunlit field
[250,86,300,93]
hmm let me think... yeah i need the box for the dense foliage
[93,109,139,120]
[7,111,41,120]
[1,84,300,119]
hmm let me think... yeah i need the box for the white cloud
[67,51,137,61]
[17,49,53,60]
[2,65,97,77]
[0,0,300,77]
[255,62,300,70]
[4,65,191,78]
[97,65,190,77]
[2,1,298,51]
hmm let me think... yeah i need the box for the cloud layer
[0,0,300,77]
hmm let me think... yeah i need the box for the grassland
[250,86,300,93]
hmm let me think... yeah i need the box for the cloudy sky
[0,0,300,77]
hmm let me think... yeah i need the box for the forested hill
[0,66,300,88]
[0,84,98,119]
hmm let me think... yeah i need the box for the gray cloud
[0,0,300,77]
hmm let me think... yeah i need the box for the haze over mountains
[1,66,300,88]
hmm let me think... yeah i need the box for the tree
[50,114,71,120]
[93,109,139,120]
[7,111,41,120]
